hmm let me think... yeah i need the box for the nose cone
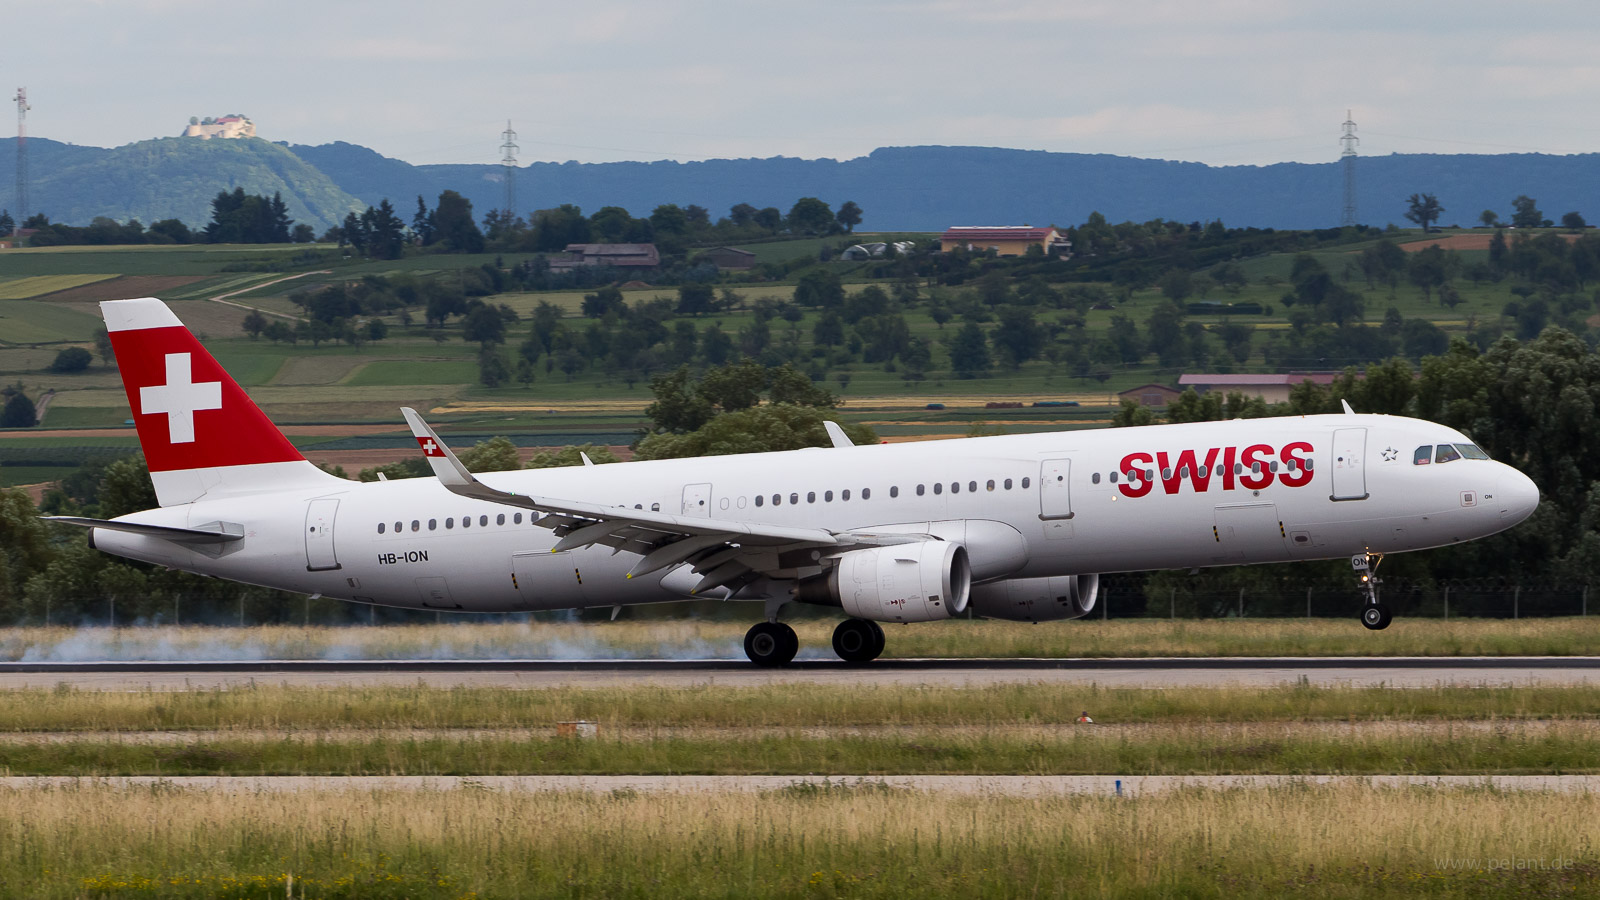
[1496,468,1540,525]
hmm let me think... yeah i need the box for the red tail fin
[103,298,339,505]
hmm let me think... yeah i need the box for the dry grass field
[1,783,1595,898]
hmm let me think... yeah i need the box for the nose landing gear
[1353,552,1392,630]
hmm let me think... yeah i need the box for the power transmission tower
[1340,109,1359,227]
[11,87,27,233]
[499,120,519,218]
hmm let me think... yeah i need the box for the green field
[0,300,104,343]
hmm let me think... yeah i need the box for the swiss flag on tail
[103,298,305,474]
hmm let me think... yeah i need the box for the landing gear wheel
[744,621,799,666]
[1361,604,1392,630]
[832,618,884,663]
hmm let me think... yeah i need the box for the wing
[400,408,921,595]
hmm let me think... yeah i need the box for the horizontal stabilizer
[40,516,244,545]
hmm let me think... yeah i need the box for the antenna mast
[1340,109,1359,227]
[11,87,27,233]
[499,120,519,218]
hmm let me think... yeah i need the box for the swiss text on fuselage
[1117,442,1314,498]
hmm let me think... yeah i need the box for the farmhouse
[1178,372,1341,405]
[549,243,661,272]
[700,246,756,270]
[1118,383,1182,408]
[940,226,1068,257]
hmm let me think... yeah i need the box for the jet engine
[796,541,971,623]
[966,574,1099,622]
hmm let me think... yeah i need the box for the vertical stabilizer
[102,297,344,507]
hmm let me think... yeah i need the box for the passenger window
[394,521,402,533]
[481,515,489,527]
[514,513,523,524]
[862,488,871,500]
[1178,467,1189,478]
[1092,473,1101,485]
[934,483,943,495]
[772,494,781,506]
[951,482,960,494]
[969,481,977,492]
[755,495,764,507]
[890,486,899,498]
[1414,446,1432,465]
[428,519,437,531]
[378,522,386,534]
[1109,471,1118,484]
[1251,462,1261,474]
[412,520,420,532]
[1004,478,1013,490]
[1234,463,1243,475]
[807,491,816,503]
[461,516,470,528]
[1305,459,1314,470]
[1023,477,1032,489]
[1435,444,1462,464]
[917,484,926,496]
[445,518,454,529]
[497,514,506,526]
[1269,461,1279,473]
[1162,468,1172,479]
[842,489,851,501]
[790,493,799,505]
[825,490,834,501]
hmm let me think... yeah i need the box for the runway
[4,774,1600,795]
[2,657,1599,689]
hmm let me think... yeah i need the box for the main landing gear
[742,617,887,666]
[1353,551,1392,630]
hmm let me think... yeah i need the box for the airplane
[45,297,1540,665]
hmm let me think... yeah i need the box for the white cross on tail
[139,352,222,443]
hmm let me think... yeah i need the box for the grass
[1,783,1595,897]
[0,300,104,344]
[0,465,78,487]
[5,619,1600,664]
[2,682,1598,732]
[10,721,1600,776]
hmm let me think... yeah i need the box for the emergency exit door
[1039,458,1074,520]
[304,498,341,571]
[1330,428,1369,501]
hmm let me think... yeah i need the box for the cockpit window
[1413,446,1432,466]
[1457,443,1490,460]
[1435,444,1462,464]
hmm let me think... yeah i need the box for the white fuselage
[93,413,1538,614]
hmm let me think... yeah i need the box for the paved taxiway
[1,657,1598,689]
[5,774,1600,795]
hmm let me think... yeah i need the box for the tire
[745,621,798,666]
[832,618,883,663]
[1361,603,1392,631]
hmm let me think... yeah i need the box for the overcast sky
[7,1,1599,168]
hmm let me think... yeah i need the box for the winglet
[823,420,854,449]
[1340,399,1355,415]
[401,407,478,488]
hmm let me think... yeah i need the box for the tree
[1479,210,1500,228]
[698,359,767,412]
[1562,211,1587,233]
[948,322,992,378]
[412,196,436,245]
[1404,193,1444,232]
[812,311,844,347]
[1511,195,1542,229]
[433,190,486,253]
[787,197,836,235]
[98,456,157,518]
[793,269,845,308]
[48,348,92,373]
[1408,244,1449,304]
[462,304,507,346]
[0,209,13,236]
[363,199,406,260]
[0,388,37,427]
[634,405,875,460]
[457,435,520,471]
[525,444,621,468]
[676,282,715,316]
[835,200,863,233]
[767,364,839,408]
[645,366,716,433]
[992,307,1044,369]
[1159,269,1193,302]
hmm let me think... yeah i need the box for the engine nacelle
[796,541,971,623]
[967,574,1100,622]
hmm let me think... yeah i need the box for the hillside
[0,136,364,231]
[11,137,1600,232]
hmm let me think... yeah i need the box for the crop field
[0,274,119,300]
[0,300,104,344]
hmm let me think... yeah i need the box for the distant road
[4,657,1599,689]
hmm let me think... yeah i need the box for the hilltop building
[183,115,256,140]
[548,243,660,272]
[940,226,1068,257]
[1178,373,1343,405]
